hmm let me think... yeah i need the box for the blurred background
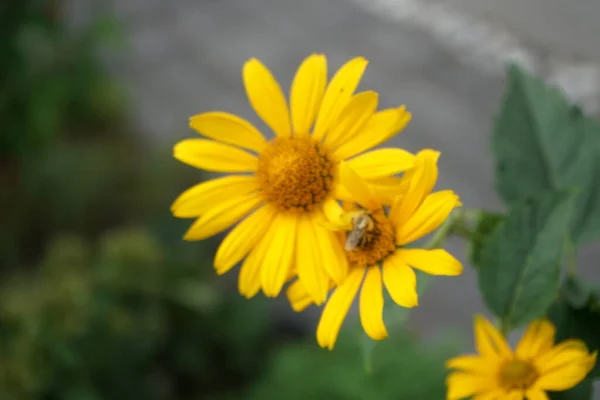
[1,0,600,399]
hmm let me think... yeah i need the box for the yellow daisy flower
[287,149,463,350]
[171,54,414,304]
[446,315,597,400]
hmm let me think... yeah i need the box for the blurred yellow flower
[171,54,414,303]
[287,149,463,350]
[446,315,597,400]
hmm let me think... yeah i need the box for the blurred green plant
[251,329,462,400]
[0,0,125,161]
[0,228,274,400]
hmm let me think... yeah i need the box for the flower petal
[316,267,364,350]
[515,319,556,360]
[320,197,350,230]
[333,106,411,159]
[183,192,262,241]
[287,279,322,312]
[382,253,418,308]
[535,351,596,391]
[445,355,497,375]
[346,148,416,180]
[214,205,276,275]
[290,54,327,134]
[323,91,378,150]
[312,57,369,140]
[296,215,329,304]
[446,372,496,400]
[396,190,461,245]
[525,389,549,400]
[189,112,267,152]
[171,175,259,218]
[473,315,513,359]
[396,249,463,276]
[312,217,349,284]
[337,161,379,210]
[243,58,291,137]
[174,139,258,172]
[260,213,298,297]
[367,176,407,205]
[238,244,264,299]
[359,267,388,341]
[389,149,440,227]
[472,389,509,400]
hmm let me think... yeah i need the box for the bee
[344,211,375,251]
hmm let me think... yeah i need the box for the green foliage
[0,228,273,400]
[466,211,505,268]
[493,66,600,245]
[477,191,575,330]
[251,330,460,400]
[0,0,125,160]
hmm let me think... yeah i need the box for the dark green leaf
[493,65,600,245]
[467,211,505,267]
[478,190,575,329]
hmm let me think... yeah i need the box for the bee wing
[345,228,365,251]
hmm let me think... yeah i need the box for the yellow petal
[189,112,267,153]
[320,197,350,230]
[367,176,408,205]
[389,149,440,227]
[535,350,596,391]
[472,389,509,400]
[359,267,388,341]
[515,319,556,360]
[287,279,316,312]
[183,192,262,241]
[174,139,258,172]
[290,54,327,134]
[238,245,264,299]
[445,355,497,375]
[396,190,461,245]
[346,148,416,179]
[382,253,418,308]
[333,106,411,159]
[260,213,298,297]
[323,91,378,150]
[171,175,259,218]
[506,391,525,400]
[473,315,513,359]
[242,58,291,137]
[312,57,369,140]
[296,215,329,304]
[396,249,463,276]
[214,205,276,275]
[446,372,496,400]
[316,267,364,350]
[337,161,379,210]
[525,389,549,400]
[312,218,349,284]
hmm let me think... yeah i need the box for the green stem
[424,210,458,249]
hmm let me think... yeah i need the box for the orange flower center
[499,359,538,390]
[257,135,335,213]
[345,210,396,267]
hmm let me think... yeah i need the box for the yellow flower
[171,54,414,303]
[446,315,597,400]
[287,149,463,350]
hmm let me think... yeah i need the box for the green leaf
[478,190,575,329]
[548,277,600,378]
[467,211,505,268]
[493,65,600,245]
